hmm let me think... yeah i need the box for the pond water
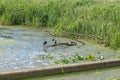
[0,25,120,72]
[21,66,120,80]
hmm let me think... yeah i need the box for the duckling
[54,40,57,45]
[52,39,55,41]
[43,41,47,45]
[52,39,57,45]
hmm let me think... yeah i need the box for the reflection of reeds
[0,0,120,49]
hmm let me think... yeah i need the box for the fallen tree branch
[72,39,86,45]
[62,32,109,46]
[63,32,103,41]
[43,42,77,52]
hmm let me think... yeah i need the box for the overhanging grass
[0,0,120,49]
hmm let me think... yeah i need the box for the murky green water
[0,25,120,72]
[21,66,120,80]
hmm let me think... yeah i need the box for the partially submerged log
[52,42,77,46]
[43,42,77,52]
[74,33,103,41]
[63,32,103,41]
[73,33,109,46]
[62,32,106,45]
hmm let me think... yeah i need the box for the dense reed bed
[0,0,120,49]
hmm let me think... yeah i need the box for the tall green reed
[0,0,120,48]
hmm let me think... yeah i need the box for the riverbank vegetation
[0,0,120,49]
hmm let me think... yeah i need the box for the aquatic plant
[39,54,54,59]
[74,53,84,60]
[53,53,104,64]
[54,61,61,64]
[46,55,54,59]
[85,54,94,60]
[61,68,64,74]
[97,56,104,60]
[70,53,84,63]
[61,58,69,64]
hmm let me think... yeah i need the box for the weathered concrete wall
[0,59,120,80]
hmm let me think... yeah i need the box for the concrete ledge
[0,59,120,80]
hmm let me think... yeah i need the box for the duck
[52,39,57,45]
[43,41,47,45]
